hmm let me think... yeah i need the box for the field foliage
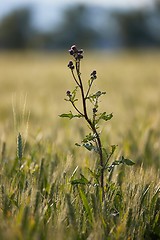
[0,51,160,239]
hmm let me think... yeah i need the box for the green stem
[70,101,84,116]
[85,78,94,99]
[75,60,104,200]
[71,70,80,87]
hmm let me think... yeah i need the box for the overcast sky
[0,0,154,9]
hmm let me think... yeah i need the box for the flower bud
[67,60,74,70]
[69,49,74,55]
[78,49,84,54]
[91,70,96,76]
[90,70,97,79]
[76,53,83,60]
[68,45,84,61]
[93,108,97,113]
[71,45,77,51]
[66,90,71,97]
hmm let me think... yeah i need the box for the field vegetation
[0,50,160,239]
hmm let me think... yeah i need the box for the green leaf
[98,112,113,122]
[121,157,135,166]
[78,187,93,224]
[111,145,117,154]
[82,133,96,143]
[71,174,90,185]
[95,91,106,97]
[59,111,82,119]
[87,91,106,101]
[71,179,86,185]
[87,168,100,183]
[71,86,78,102]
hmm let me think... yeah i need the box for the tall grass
[0,51,159,239]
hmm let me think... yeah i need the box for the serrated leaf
[87,91,106,101]
[95,91,106,97]
[82,133,96,143]
[59,111,82,119]
[95,112,113,124]
[99,112,113,122]
[59,113,73,119]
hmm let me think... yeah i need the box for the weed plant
[60,45,134,200]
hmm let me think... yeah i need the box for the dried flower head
[66,90,72,97]
[93,108,97,113]
[68,60,74,70]
[69,45,84,61]
[91,70,97,80]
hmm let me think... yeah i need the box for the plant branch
[70,100,84,116]
[85,79,94,99]
[76,61,89,120]
[71,69,80,87]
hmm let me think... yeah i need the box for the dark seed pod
[69,49,74,55]
[67,60,74,70]
[93,108,97,113]
[91,70,96,76]
[68,45,84,60]
[76,53,83,60]
[66,90,71,97]
[71,45,77,52]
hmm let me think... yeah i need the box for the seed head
[68,60,74,70]
[69,45,84,61]
[76,53,83,60]
[69,49,74,55]
[93,108,97,113]
[90,70,97,80]
[66,90,72,97]
[78,49,83,54]
[71,45,78,52]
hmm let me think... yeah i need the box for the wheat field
[0,51,160,239]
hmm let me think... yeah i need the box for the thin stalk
[85,79,94,99]
[91,125,104,200]
[76,61,88,119]
[70,101,84,116]
[71,70,80,87]
[75,60,104,200]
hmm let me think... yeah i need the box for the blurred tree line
[0,2,160,50]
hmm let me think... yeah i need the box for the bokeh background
[0,2,160,239]
[0,0,160,49]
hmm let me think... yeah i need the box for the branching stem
[75,59,104,200]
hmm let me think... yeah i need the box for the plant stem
[91,125,104,200]
[70,101,84,116]
[76,61,88,118]
[85,79,94,99]
[75,60,105,200]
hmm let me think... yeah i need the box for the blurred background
[0,0,160,168]
[0,0,160,50]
